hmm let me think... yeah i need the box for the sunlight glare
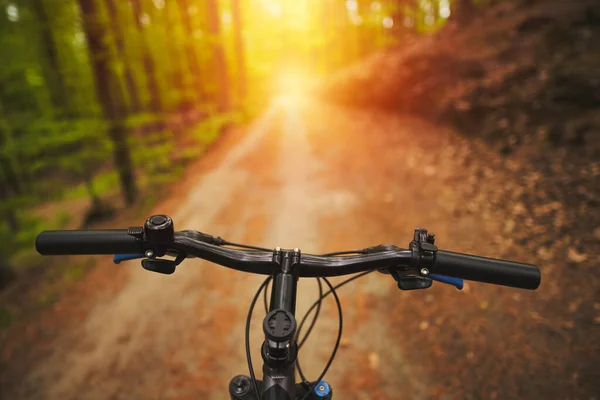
[222,11,232,25]
[6,4,18,22]
[274,69,311,99]
[261,0,282,17]
[139,13,151,26]
[371,2,381,12]
[152,0,165,10]
[73,31,85,46]
[350,13,363,25]
[346,0,358,12]
[383,17,393,29]
[440,0,451,18]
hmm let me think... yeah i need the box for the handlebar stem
[260,248,302,398]
[269,248,300,314]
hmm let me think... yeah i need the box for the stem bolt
[145,250,154,258]
[420,268,429,276]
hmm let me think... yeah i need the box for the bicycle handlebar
[34,216,541,400]
[433,251,540,289]
[36,230,142,254]
[35,222,541,290]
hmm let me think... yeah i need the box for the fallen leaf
[567,248,588,263]
[564,320,575,329]
[368,352,380,370]
[424,166,436,176]
[568,301,580,313]
[537,246,553,261]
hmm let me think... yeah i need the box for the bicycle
[36,214,541,400]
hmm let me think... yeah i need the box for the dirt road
[2,97,594,400]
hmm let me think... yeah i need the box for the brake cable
[248,268,375,398]
[245,276,271,399]
[295,270,375,387]
[298,277,343,400]
[297,278,324,350]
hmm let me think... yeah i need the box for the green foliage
[0,306,12,330]
[62,264,85,282]
[65,171,120,199]
[53,209,73,228]
[35,291,59,307]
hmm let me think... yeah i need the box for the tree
[105,0,142,113]
[29,0,70,117]
[149,0,185,109]
[453,0,476,24]
[207,0,230,112]
[176,0,204,103]
[231,0,246,104]
[130,0,162,113]
[76,0,137,206]
[0,100,21,232]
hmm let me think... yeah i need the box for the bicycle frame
[228,248,333,400]
[227,249,310,399]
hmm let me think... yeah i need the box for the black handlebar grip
[433,251,541,290]
[35,230,143,255]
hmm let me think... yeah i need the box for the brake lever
[113,251,188,276]
[428,274,464,290]
[389,268,463,290]
[113,254,145,264]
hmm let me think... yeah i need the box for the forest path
[3,96,520,400]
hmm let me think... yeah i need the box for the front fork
[228,375,333,400]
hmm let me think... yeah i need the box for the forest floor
[1,95,598,399]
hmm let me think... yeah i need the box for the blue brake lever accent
[113,254,145,264]
[428,274,464,290]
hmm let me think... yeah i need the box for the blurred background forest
[0,0,465,283]
[1,0,599,399]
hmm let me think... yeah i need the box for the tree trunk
[431,0,440,23]
[453,0,476,24]
[0,169,19,232]
[0,131,20,232]
[0,253,15,290]
[0,99,22,206]
[76,0,137,206]
[207,0,230,112]
[105,0,142,113]
[231,0,246,105]
[130,0,162,114]
[162,0,185,108]
[176,0,204,102]
[30,0,70,117]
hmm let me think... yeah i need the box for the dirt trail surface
[2,97,598,400]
